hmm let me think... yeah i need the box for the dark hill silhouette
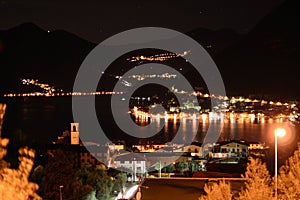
[1,0,298,102]
[0,22,240,95]
[214,0,300,100]
[0,22,96,94]
[186,27,242,56]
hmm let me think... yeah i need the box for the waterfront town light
[274,128,286,199]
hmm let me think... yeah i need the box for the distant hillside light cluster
[127,50,190,62]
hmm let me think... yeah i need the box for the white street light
[274,128,286,199]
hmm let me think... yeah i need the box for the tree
[175,162,189,175]
[74,164,115,200]
[87,167,114,200]
[238,157,274,200]
[41,148,78,199]
[0,104,41,199]
[0,103,6,136]
[199,179,232,200]
[162,163,174,173]
[0,137,42,200]
[29,164,45,196]
[278,143,300,200]
[0,137,9,168]
[112,171,128,198]
[189,161,200,173]
[175,161,199,176]
[67,166,92,200]
[199,158,275,200]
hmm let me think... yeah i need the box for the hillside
[214,0,300,100]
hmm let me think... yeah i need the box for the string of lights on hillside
[101,72,178,87]
[3,80,296,108]
[14,51,189,95]
[3,91,124,97]
[21,78,58,93]
[2,79,125,97]
[104,72,177,81]
[3,47,299,115]
[127,50,191,62]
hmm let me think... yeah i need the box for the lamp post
[274,128,286,199]
[59,185,64,200]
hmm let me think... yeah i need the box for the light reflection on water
[2,97,300,174]
[138,116,300,174]
[145,116,299,146]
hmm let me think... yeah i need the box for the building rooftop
[115,152,147,162]
[216,140,250,146]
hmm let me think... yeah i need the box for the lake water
[1,96,300,174]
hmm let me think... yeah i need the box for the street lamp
[274,128,286,199]
[59,185,64,200]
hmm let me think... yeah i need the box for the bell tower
[71,122,79,145]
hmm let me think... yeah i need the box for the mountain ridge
[0,22,240,94]
[1,0,299,101]
[214,0,300,100]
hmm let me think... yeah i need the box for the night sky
[0,0,285,43]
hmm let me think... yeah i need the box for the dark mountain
[0,22,96,94]
[0,22,241,95]
[186,27,242,56]
[214,0,300,100]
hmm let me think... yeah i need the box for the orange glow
[275,128,286,137]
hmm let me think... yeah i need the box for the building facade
[114,152,147,182]
[210,140,249,159]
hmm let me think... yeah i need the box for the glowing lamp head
[275,128,286,137]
